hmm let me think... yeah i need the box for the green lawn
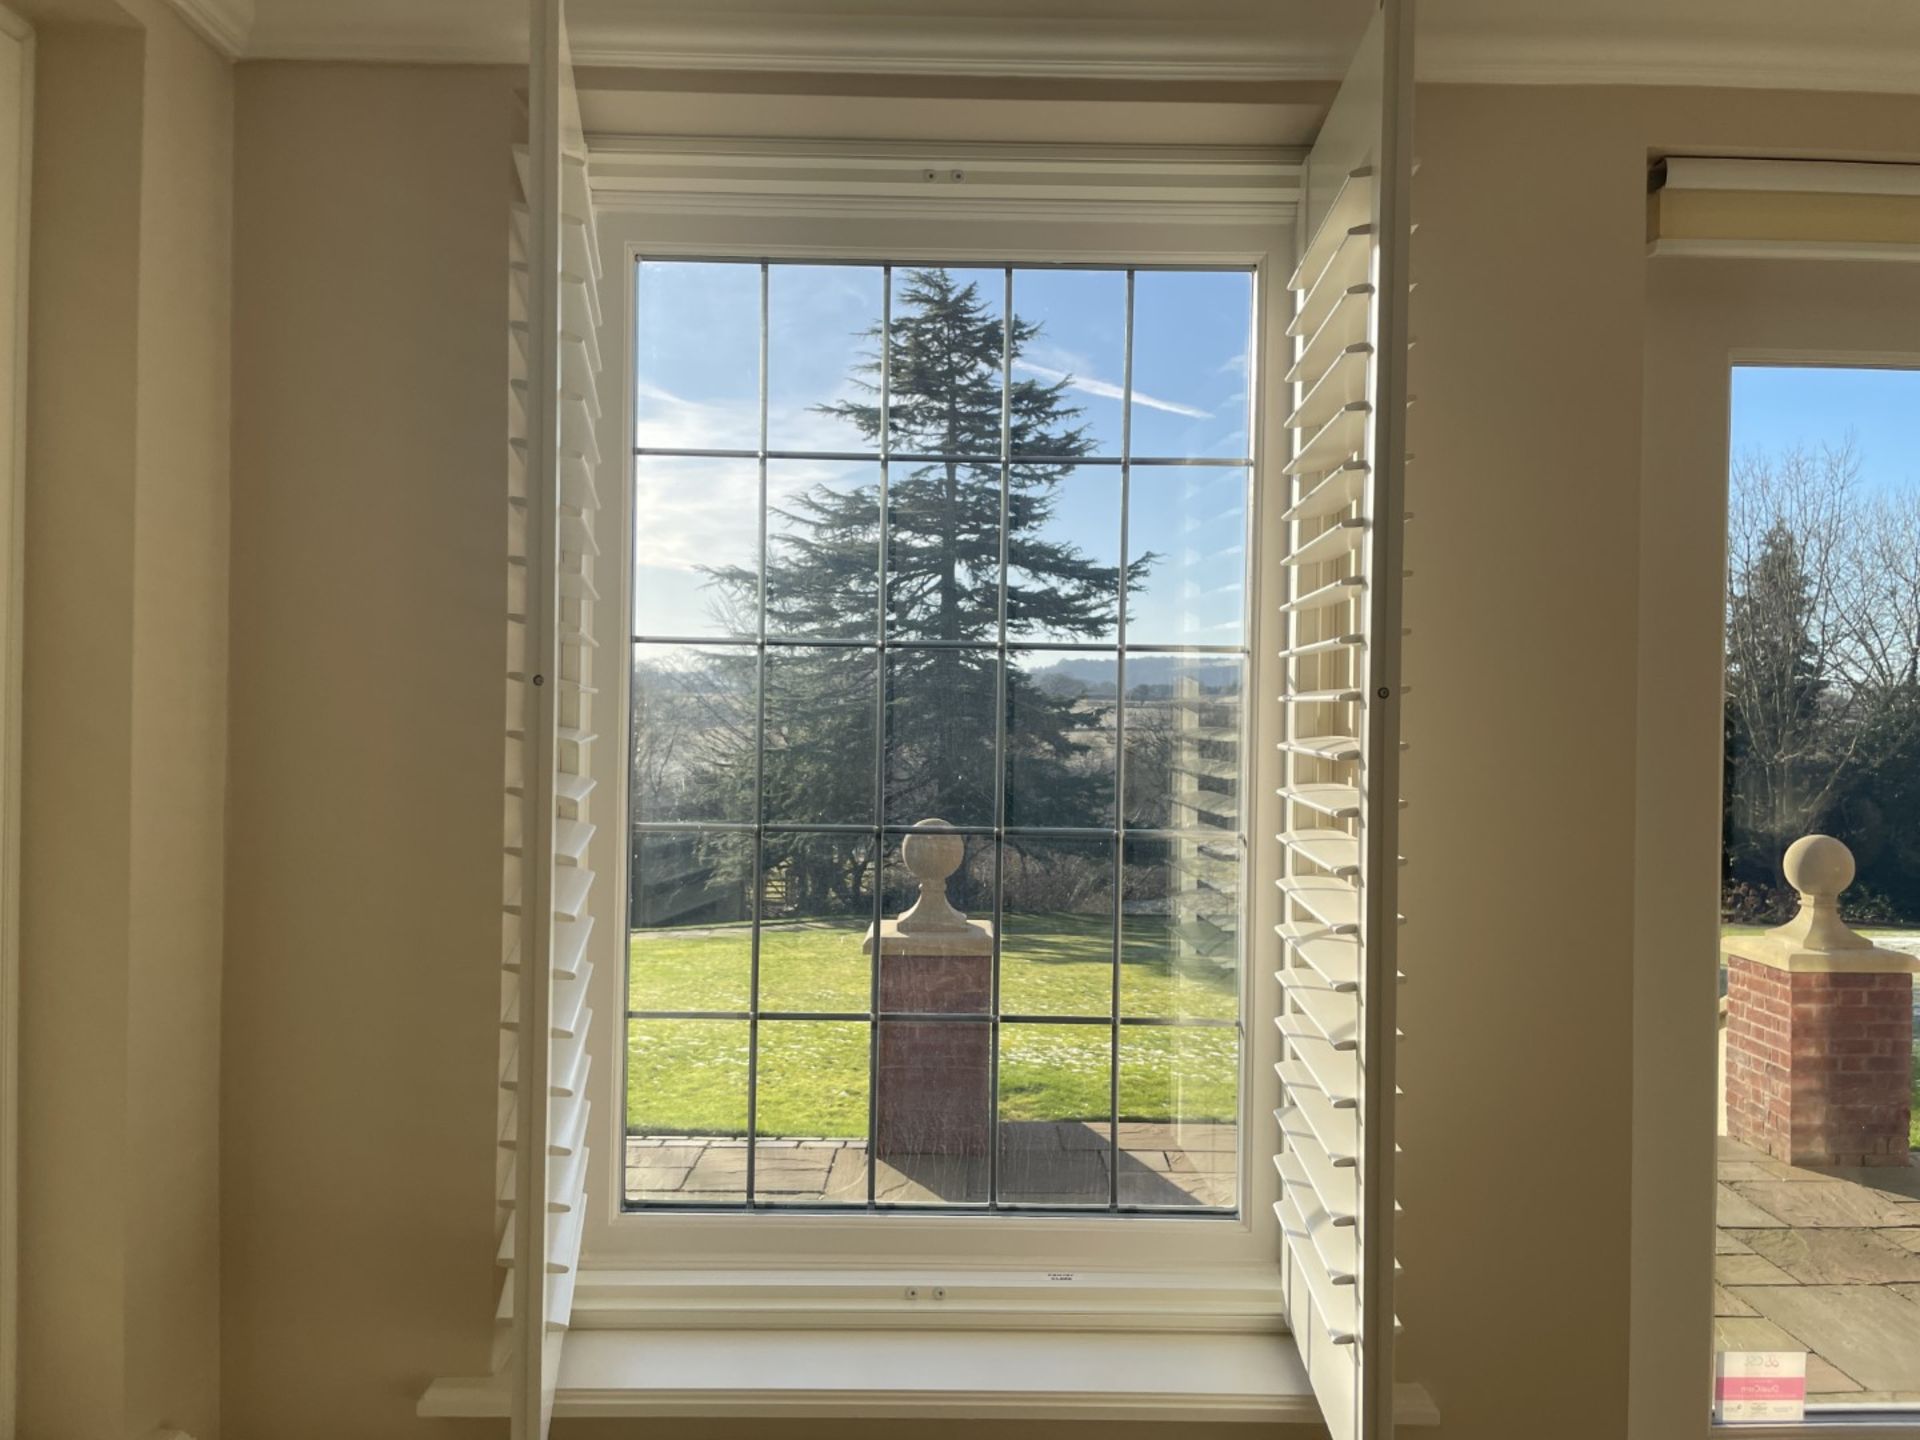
[626,912,1239,1137]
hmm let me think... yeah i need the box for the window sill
[569,1263,1290,1332]
[424,1328,1323,1423]
[419,1267,1440,1423]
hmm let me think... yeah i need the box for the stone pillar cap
[1723,834,1920,974]
[863,819,993,955]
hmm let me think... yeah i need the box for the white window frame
[1636,252,1920,1437]
[576,138,1303,1314]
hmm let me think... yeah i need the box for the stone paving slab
[1806,1355,1865,1396]
[1714,1284,1757,1317]
[1715,1251,1797,1287]
[1717,1183,1788,1228]
[1732,1284,1920,1394]
[1739,1227,1920,1286]
[1729,1181,1917,1229]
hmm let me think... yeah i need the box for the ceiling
[173,0,1920,96]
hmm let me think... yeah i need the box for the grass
[626,912,1239,1137]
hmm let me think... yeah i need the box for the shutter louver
[1274,4,1413,1439]
[499,2,601,1435]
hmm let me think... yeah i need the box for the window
[625,259,1256,1214]
[1713,364,1920,1420]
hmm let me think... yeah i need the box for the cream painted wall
[19,23,143,1437]
[223,61,514,1440]
[210,59,1920,1440]
[18,1,231,1435]
[1395,84,1648,1440]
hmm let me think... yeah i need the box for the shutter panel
[501,2,602,1435]
[1274,4,1413,1438]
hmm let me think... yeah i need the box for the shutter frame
[502,3,604,1435]
[1273,5,1413,1438]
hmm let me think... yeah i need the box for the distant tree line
[1724,437,1920,924]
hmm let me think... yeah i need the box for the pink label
[1715,1377,1806,1402]
[1716,1352,1807,1424]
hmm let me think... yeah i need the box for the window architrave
[579,146,1301,1293]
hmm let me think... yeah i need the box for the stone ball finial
[1783,833,1854,901]
[1769,833,1870,952]
[895,818,972,935]
[901,818,965,888]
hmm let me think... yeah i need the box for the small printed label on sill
[1714,1352,1806,1425]
[1045,1272,1076,1282]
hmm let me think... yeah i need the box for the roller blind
[1649,157,1920,262]
[499,1,603,1434]
[1273,4,1412,1438]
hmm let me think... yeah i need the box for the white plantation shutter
[499,1,602,1435]
[1274,4,1413,1438]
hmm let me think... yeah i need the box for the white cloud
[1012,360,1211,419]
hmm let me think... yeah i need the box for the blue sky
[633,261,1254,647]
[1731,365,1920,497]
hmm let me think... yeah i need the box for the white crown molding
[235,0,1920,98]
[162,0,254,58]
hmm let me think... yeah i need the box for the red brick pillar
[865,819,995,1161]
[872,934,994,1158]
[1722,836,1917,1168]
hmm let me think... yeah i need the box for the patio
[626,1120,1237,1208]
[1716,1136,1920,1405]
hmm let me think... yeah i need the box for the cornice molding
[234,2,1920,98]
[162,0,253,58]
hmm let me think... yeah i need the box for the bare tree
[1725,434,1920,885]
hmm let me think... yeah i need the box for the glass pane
[1129,270,1253,461]
[873,1019,991,1205]
[628,830,754,1013]
[1006,465,1121,644]
[883,648,998,827]
[763,646,878,825]
[768,263,883,453]
[1714,367,1920,1411]
[625,1019,751,1205]
[633,455,759,638]
[1120,834,1241,1022]
[885,461,1002,641]
[998,1024,1112,1205]
[636,260,760,452]
[1006,650,1116,829]
[888,266,1004,459]
[766,460,881,642]
[999,837,1115,1018]
[758,831,875,1015]
[1117,1026,1238,1208]
[1125,466,1248,646]
[631,643,756,824]
[752,1020,870,1204]
[1010,267,1123,460]
[1121,655,1243,832]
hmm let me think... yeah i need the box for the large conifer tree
[694,269,1150,905]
